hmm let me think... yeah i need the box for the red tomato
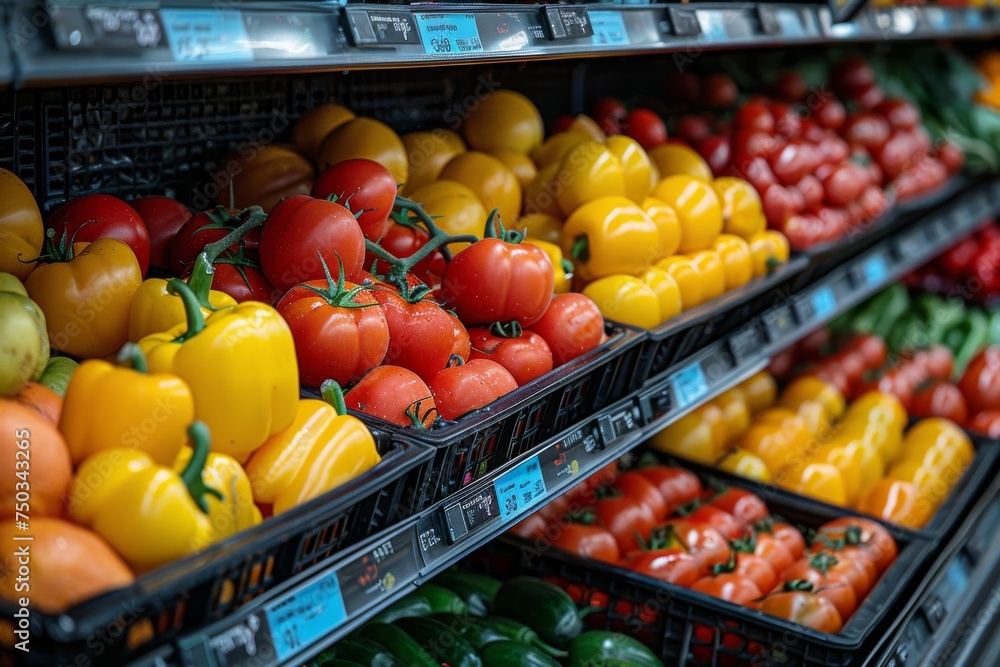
[734,102,775,134]
[969,411,1000,438]
[276,269,389,387]
[853,334,889,369]
[762,184,804,228]
[682,505,746,540]
[527,294,605,365]
[768,348,798,378]
[170,206,261,275]
[664,72,702,108]
[692,572,762,606]
[815,97,847,131]
[345,365,437,427]
[702,74,739,109]
[550,522,621,563]
[842,113,891,152]
[549,115,575,135]
[827,349,868,394]
[49,194,151,277]
[441,238,554,327]
[593,97,627,136]
[622,548,701,586]
[696,136,731,175]
[785,550,874,600]
[760,520,806,560]
[910,381,968,424]
[614,471,669,521]
[757,583,843,633]
[737,156,778,194]
[853,83,886,111]
[676,115,712,144]
[805,365,852,398]
[771,103,802,139]
[260,195,366,292]
[593,496,658,554]
[817,135,850,165]
[311,159,397,241]
[731,130,784,163]
[797,174,824,212]
[940,236,980,277]
[821,161,868,208]
[650,520,732,571]
[428,358,517,421]
[779,558,858,620]
[873,130,918,180]
[832,56,875,95]
[738,532,794,574]
[468,326,553,387]
[937,141,965,174]
[876,99,920,130]
[366,222,446,287]
[771,71,807,103]
[128,196,192,272]
[211,261,280,304]
[813,518,898,574]
[858,186,890,224]
[623,108,668,150]
[634,466,703,514]
[732,552,778,593]
[781,213,828,251]
[797,327,831,359]
[958,348,1000,414]
[771,143,817,187]
[708,488,769,526]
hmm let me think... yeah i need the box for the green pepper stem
[201,206,268,265]
[320,379,349,416]
[116,343,148,374]
[570,235,590,262]
[186,253,219,309]
[180,421,224,514]
[166,278,207,341]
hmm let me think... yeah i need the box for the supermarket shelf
[6,1,1000,86]
[125,174,1000,667]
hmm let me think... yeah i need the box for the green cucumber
[330,637,403,667]
[491,576,584,649]
[478,640,562,667]
[358,622,438,667]
[568,630,664,667]
[476,616,567,658]
[432,570,503,616]
[394,616,483,667]
[369,584,468,623]
[429,613,508,650]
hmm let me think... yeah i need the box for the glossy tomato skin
[682,505,745,540]
[970,411,1000,437]
[468,326,553,387]
[311,159,397,241]
[344,365,436,427]
[211,263,281,304]
[734,102,775,134]
[676,116,712,144]
[813,518,898,574]
[441,239,555,327]
[614,471,669,521]
[709,488,769,526]
[757,586,844,633]
[528,294,605,365]
[49,194,151,276]
[260,195,366,292]
[910,381,968,424]
[652,519,731,571]
[593,97,627,135]
[768,521,807,560]
[635,466,703,514]
[733,552,778,593]
[623,108,668,150]
[623,548,701,586]
[170,207,261,275]
[594,496,657,554]
[692,573,762,607]
[550,522,621,563]
[277,280,389,387]
[365,222,446,287]
[959,348,1000,414]
[815,97,847,131]
[738,531,794,574]
[428,359,517,421]
[129,196,192,272]
[780,558,858,620]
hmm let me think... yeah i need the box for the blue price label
[415,13,483,55]
[590,11,630,46]
[810,286,836,320]
[670,362,709,411]
[863,255,889,286]
[266,569,347,663]
[494,455,547,523]
[161,9,252,63]
[697,12,727,41]
[776,10,804,37]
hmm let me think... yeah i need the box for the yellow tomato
[717,448,772,482]
[714,387,751,444]
[406,181,488,252]
[648,144,713,182]
[582,275,661,329]
[748,230,791,278]
[686,250,725,302]
[642,197,682,257]
[779,377,846,420]
[740,371,777,413]
[491,149,538,190]
[656,256,702,311]
[461,89,544,155]
[637,267,682,324]
[713,234,754,291]
[523,163,565,218]
[440,152,522,225]
[712,177,766,240]
[402,130,466,194]
[318,117,408,187]
[518,212,563,245]
[652,176,723,253]
[605,135,653,203]
[556,141,627,216]
[291,103,356,162]
[531,132,589,170]
[649,404,727,464]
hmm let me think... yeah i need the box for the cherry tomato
[732,552,778,593]
[842,113,891,151]
[622,548,701,586]
[692,572,762,606]
[676,115,712,144]
[702,74,739,108]
[311,159,397,241]
[48,194,151,277]
[682,505,746,541]
[594,496,658,554]
[128,196,192,272]
[771,71,807,103]
[593,97,627,136]
[624,108,668,150]
[696,136,731,175]
[468,326,553,386]
[734,102,775,134]
[812,518,898,574]
[757,582,843,633]
[612,471,670,522]
[770,102,802,139]
[958,348,1000,414]
[814,97,847,131]
[527,293,605,365]
[650,520,731,571]
[634,466,704,514]
[429,358,518,421]
[345,365,437,427]
[910,381,968,424]
[550,521,621,563]
[708,487,769,526]
[969,411,1000,438]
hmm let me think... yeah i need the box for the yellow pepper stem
[180,421,224,513]
[116,342,148,373]
[320,379,349,416]
[166,278,207,341]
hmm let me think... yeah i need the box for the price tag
[669,362,709,411]
[415,13,483,55]
[161,9,253,63]
[337,530,421,615]
[265,569,347,663]
[810,286,836,321]
[545,6,593,39]
[590,11,629,45]
[777,10,805,36]
[863,255,889,286]
[444,487,499,542]
[366,11,419,44]
[494,455,547,523]
[696,12,728,41]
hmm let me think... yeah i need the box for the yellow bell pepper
[604,135,654,204]
[808,439,884,506]
[60,345,194,465]
[648,144,713,182]
[653,176,724,253]
[555,141,627,216]
[69,422,224,573]
[563,196,664,282]
[642,197,682,257]
[138,279,298,461]
[636,267,682,323]
[712,177,766,240]
[748,230,791,278]
[528,239,572,294]
[656,256,703,311]
[713,234,755,291]
[686,250,725,302]
[128,253,237,342]
[244,381,382,515]
[518,212,563,245]
[717,448,772,482]
[174,442,262,542]
[582,274,661,329]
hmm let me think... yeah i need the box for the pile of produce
[650,373,972,527]
[905,219,1000,303]
[309,570,665,667]
[511,462,898,634]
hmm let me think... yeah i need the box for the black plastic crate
[625,256,807,388]
[473,487,937,667]
[0,432,433,666]
[338,321,645,506]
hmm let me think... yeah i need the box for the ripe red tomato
[676,115,712,144]
[429,358,517,421]
[786,550,874,599]
[614,471,669,521]
[731,130,784,163]
[366,222,446,288]
[757,583,844,633]
[814,97,847,131]
[702,74,739,108]
[797,174,824,212]
[664,72,702,108]
[441,238,554,327]
[959,348,1000,414]
[549,115,575,135]
[593,496,658,554]
[634,466,703,515]
[592,97,627,136]
[853,334,889,369]
[812,518,898,574]
[761,520,806,560]
[260,195,366,292]
[211,261,280,304]
[170,206,261,275]
[762,184,804,228]
[910,380,968,424]
[937,141,965,174]
[858,186,890,224]
[692,572,762,606]
[734,102,775,134]
[832,56,875,95]
[311,159,397,241]
[779,558,858,621]
[696,136,731,175]
[48,194,151,277]
[969,411,1000,438]
[708,488,769,526]
[736,156,778,194]
[732,552,778,593]
[468,325,553,386]
[771,71,807,103]
[623,108,668,150]
[528,294,605,365]
[842,113,891,152]
[550,522,621,563]
[821,161,867,208]
[877,99,920,130]
[129,196,192,272]
[650,519,731,571]
[770,103,802,139]
[682,505,746,540]
[622,548,701,586]
[737,531,794,574]
[344,365,437,428]
[781,213,830,251]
